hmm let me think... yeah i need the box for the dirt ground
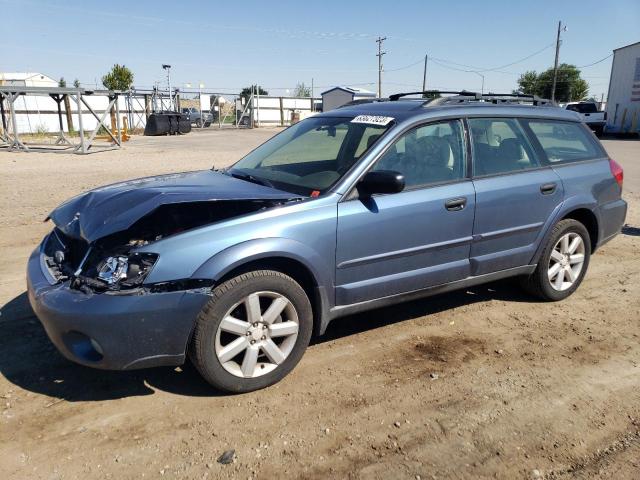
[1,129,639,480]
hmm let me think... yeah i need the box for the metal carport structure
[0,85,122,154]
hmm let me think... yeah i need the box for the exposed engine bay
[43,199,287,293]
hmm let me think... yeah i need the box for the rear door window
[468,118,539,176]
[523,120,603,163]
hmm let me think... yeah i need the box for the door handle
[540,182,557,195]
[445,197,467,211]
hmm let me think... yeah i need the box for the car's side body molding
[328,264,536,322]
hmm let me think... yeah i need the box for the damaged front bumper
[27,243,210,370]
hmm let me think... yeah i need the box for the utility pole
[551,21,566,103]
[422,54,428,91]
[376,36,386,98]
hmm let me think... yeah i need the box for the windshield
[227,116,393,195]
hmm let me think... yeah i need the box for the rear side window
[468,118,538,176]
[524,120,602,163]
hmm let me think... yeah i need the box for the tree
[73,79,81,88]
[240,85,268,103]
[102,64,134,91]
[292,82,311,97]
[514,71,538,95]
[516,64,589,102]
[58,77,66,87]
[569,78,589,102]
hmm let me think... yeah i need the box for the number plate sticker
[350,115,394,126]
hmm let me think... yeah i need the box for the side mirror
[357,170,405,196]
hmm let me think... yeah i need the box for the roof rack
[339,98,388,108]
[388,90,554,106]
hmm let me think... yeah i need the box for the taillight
[609,158,623,189]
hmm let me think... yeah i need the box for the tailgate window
[523,120,604,164]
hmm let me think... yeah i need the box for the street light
[473,71,485,95]
[162,64,172,110]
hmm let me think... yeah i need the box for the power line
[385,59,424,72]
[577,53,613,68]
[479,43,555,72]
[384,42,554,74]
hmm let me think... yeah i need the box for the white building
[0,72,58,87]
[605,41,640,134]
[321,86,376,112]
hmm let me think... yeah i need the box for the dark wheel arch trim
[530,204,599,265]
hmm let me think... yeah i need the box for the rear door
[468,117,564,275]
[335,119,475,305]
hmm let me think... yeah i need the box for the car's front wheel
[189,270,313,393]
[521,219,591,301]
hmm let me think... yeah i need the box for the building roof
[0,72,56,82]
[613,41,640,52]
[321,86,376,97]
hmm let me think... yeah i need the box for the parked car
[28,92,627,393]
[563,101,606,135]
[181,107,212,127]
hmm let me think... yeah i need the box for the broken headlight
[95,252,158,288]
[97,256,129,284]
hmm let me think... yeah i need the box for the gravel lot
[1,129,639,479]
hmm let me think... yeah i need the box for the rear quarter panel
[551,158,625,247]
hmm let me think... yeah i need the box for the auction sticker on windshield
[351,115,394,126]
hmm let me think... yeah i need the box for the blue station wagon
[27,92,627,392]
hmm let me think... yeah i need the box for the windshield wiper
[229,171,275,189]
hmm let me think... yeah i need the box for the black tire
[520,219,591,301]
[195,118,203,128]
[189,270,313,393]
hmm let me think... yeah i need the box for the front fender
[193,237,330,283]
[192,237,334,334]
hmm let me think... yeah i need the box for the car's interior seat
[496,138,528,172]
[415,136,454,184]
[375,143,402,172]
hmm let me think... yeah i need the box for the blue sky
[2,0,638,99]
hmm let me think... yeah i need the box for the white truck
[563,102,606,136]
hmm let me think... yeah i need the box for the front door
[335,119,476,306]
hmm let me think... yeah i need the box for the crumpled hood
[47,170,299,242]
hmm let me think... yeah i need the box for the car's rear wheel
[189,270,313,393]
[521,219,591,301]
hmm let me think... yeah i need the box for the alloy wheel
[547,232,586,291]
[214,291,299,378]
